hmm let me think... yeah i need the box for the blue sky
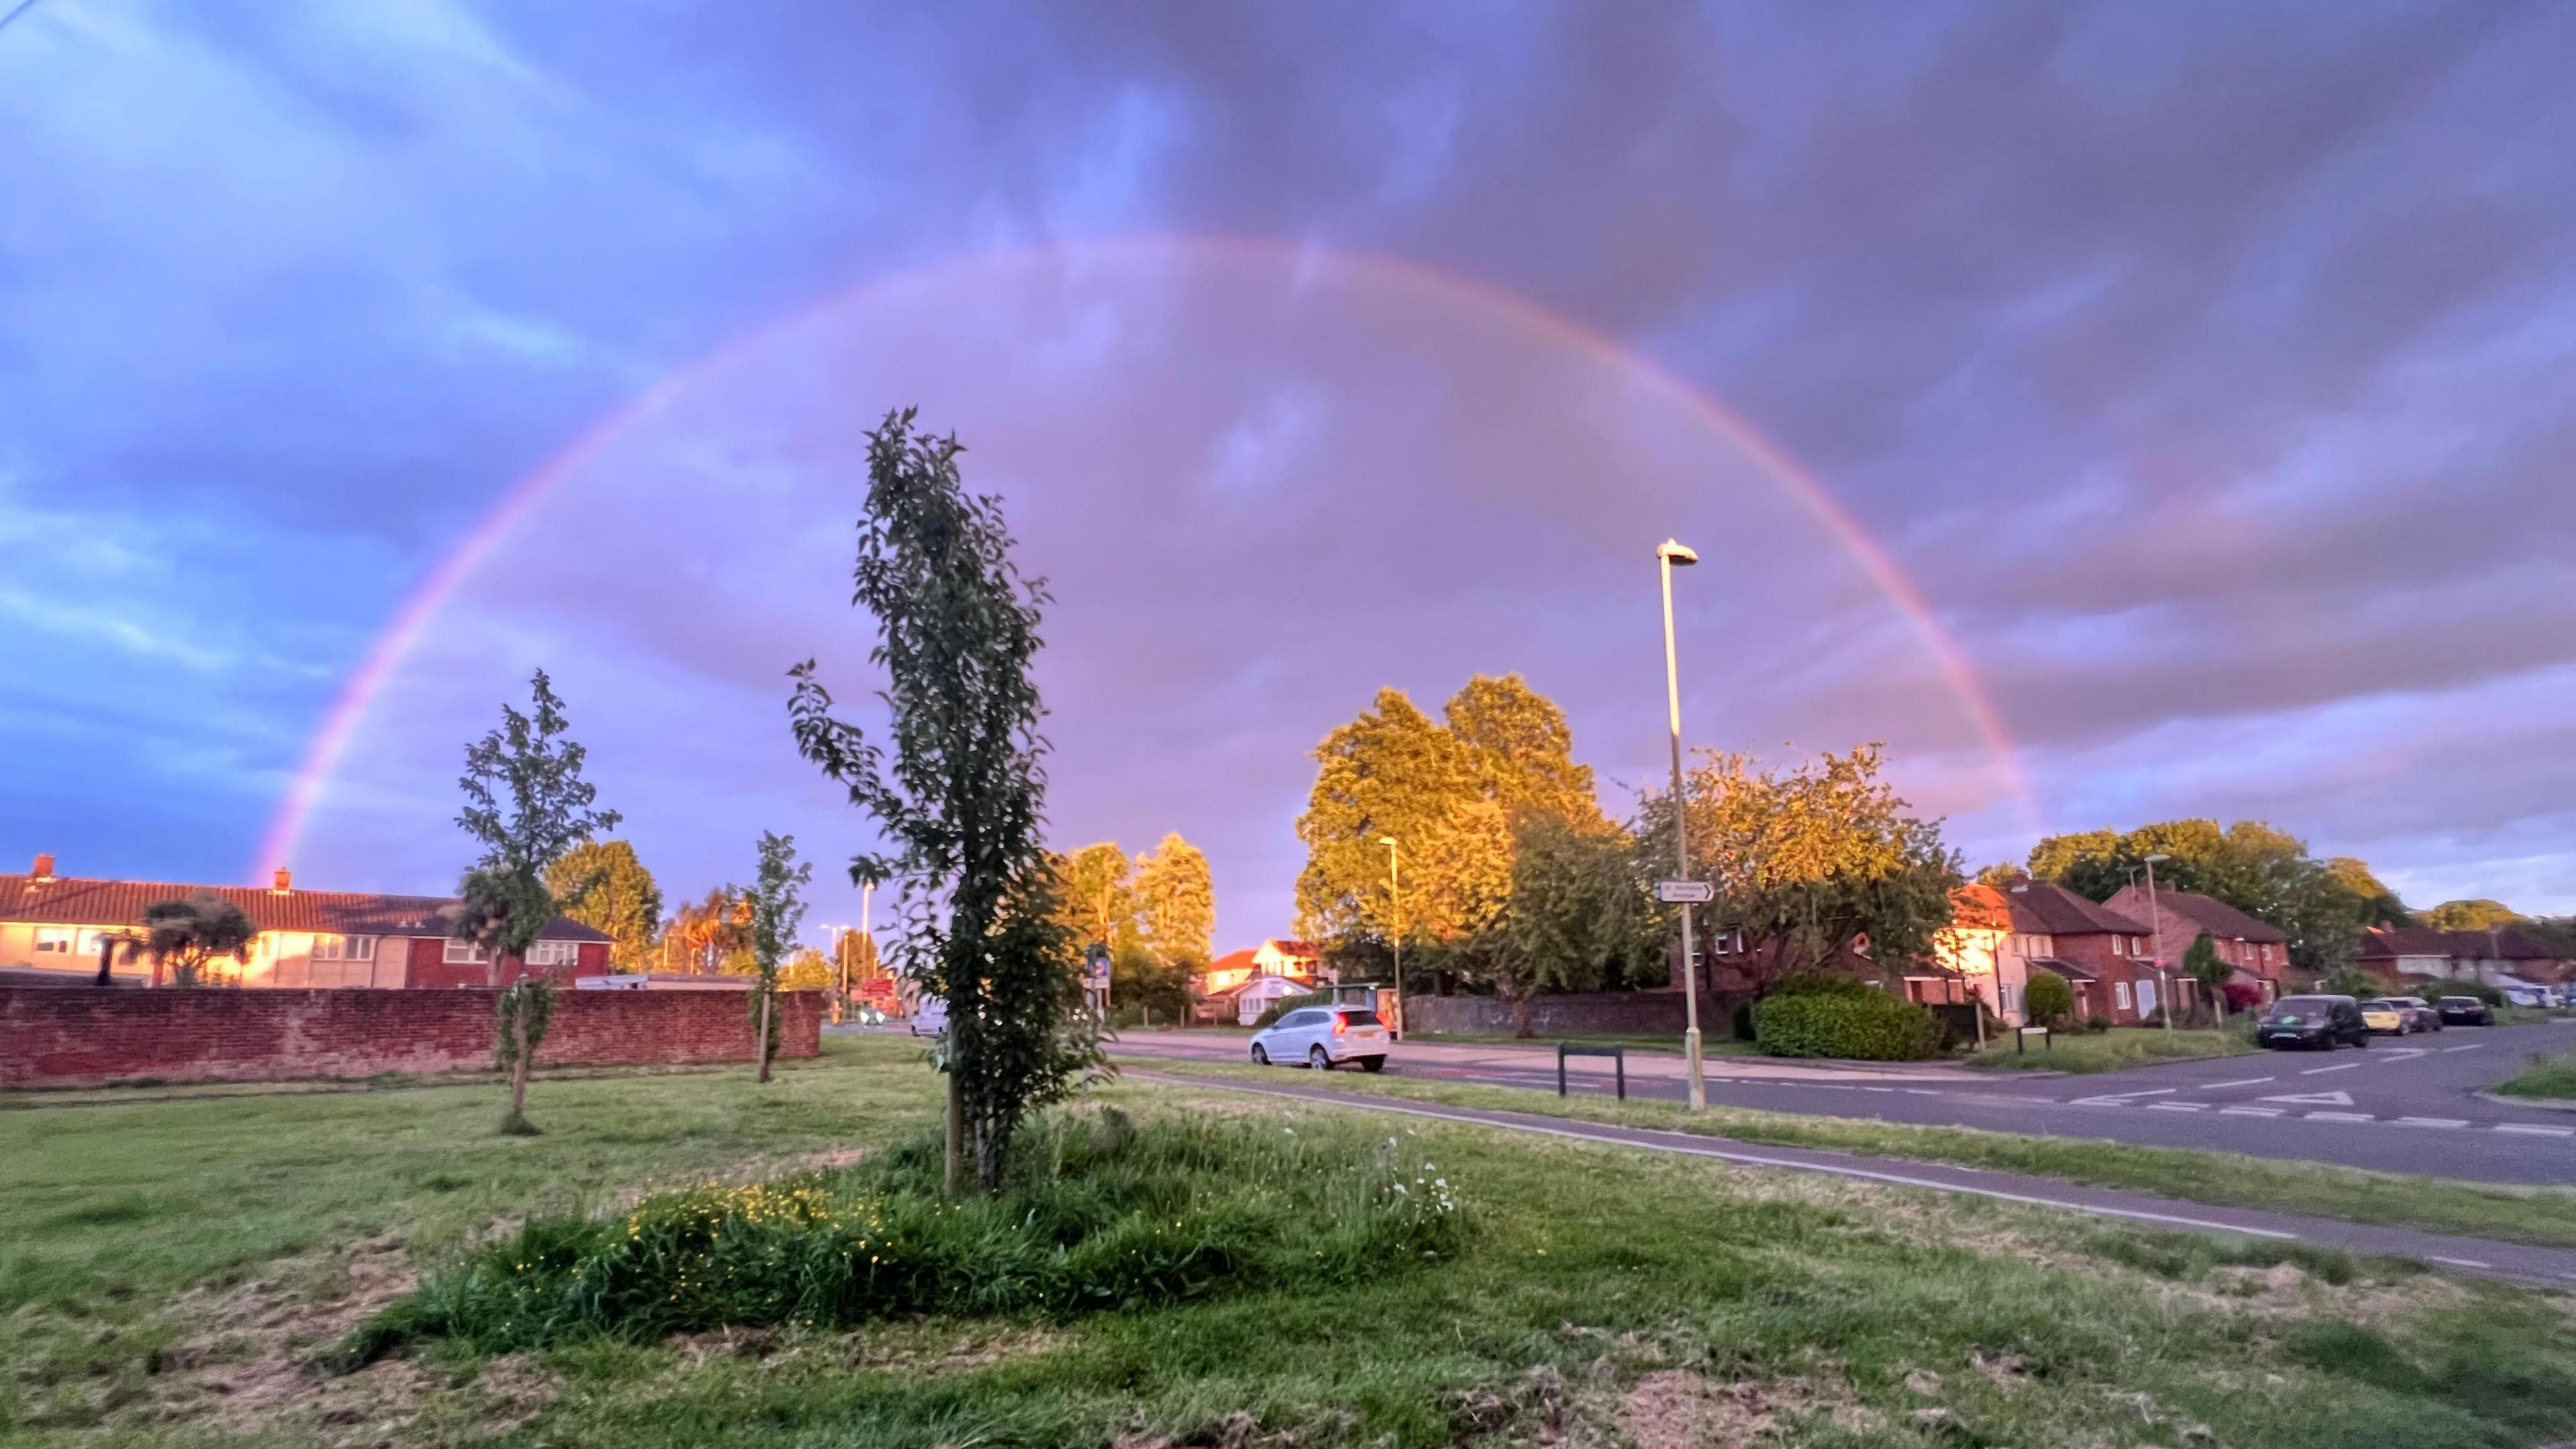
[4,1,2572,942]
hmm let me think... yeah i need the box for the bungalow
[1192,938,1325,1025]
[0,855,611,989]
[2102,885,2294,1003]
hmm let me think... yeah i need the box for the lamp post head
[1378,836,1398,848]
[1658,539,1700,567]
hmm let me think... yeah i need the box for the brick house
[2353,926,2573,991]
[2102,885,2295,1003]
[1191,939,1326,1024]
[1990,879,2187,1026]
[1,855,611,989]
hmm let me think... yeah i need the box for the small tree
[2182,931,2230,1020]
[1477,810,1660,1036]
[142,896,256,987]
[2023,970,2075,1030]
[742,831,813,1084]
[790,409,1103,1193]
[455,668,619,1135]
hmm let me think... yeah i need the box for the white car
[908,998,948,1036]
[1250,1006,1389,1073]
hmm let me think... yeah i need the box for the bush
[2023,972,2075,1028]
[2084,1016,2114,1034]
[1753,988,1940,1061]
[1768,971,1876,999]
[347,1109,1464,1360]
[1250,991,1332,1028]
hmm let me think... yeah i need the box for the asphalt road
[1105,1020,2576,1185]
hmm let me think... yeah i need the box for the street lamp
[2143,853,2173,1032]
[1658,537,1707,1111]
[1380,835,1403,1039]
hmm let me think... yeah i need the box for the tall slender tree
[742,832,813,1083]
[1132,833,1216,965]
[790,409,1101,1193]
[454,668,620,1135]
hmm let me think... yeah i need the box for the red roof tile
[2102,887,2289,945]
[0,874,609,943]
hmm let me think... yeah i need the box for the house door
[2135,979,2157,1020]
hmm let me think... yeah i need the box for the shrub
[2022,971,2075,1028]
[345,1108,1463,1360]
[2084,1016,2114,1034]
[1250,991,1332,1028]
[1752,988,1940,1061]
[2222,980,2265,1012]
[1768,971,1876,999]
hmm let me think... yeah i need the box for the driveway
[1110,1020,2576,1185]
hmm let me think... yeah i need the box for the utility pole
[1381,835,1403,1038]
[1660,539,1707,1110]
[2145,853,2174,1032]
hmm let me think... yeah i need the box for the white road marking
[2198,1076,2275,1091]
[2300,1063,2363,1075]
[2493,1124,2575,1138]
[2070,1088,2176,1106]
[2147,1102,2209,1112]
[2429,1255,2493,1269]
[2393,1117,2469,1129]
[2441,1044,2485,1053]
[2220,1107,2285,1118]
[2257,1090,2354,1106]
[2305,1111,2374,1122]
[2381,1048,2431,1061]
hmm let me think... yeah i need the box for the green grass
[6,1036,2575,1448]
[1132,1055,2576,1250]
[1966,1024,2256,1073]
[2494,1049,2576,1100]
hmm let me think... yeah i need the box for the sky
[3,0,2572,946]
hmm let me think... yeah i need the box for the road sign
[1655,879,1714,904]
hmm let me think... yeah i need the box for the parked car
[2376,996,2443,1034]
[908,997,948,1036]
[2257,995,2371,1051]
[1249,1005,1390,1072]
[2436,995,2496,1026]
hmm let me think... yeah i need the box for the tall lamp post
[1658,538,1707,1111]
[2143,852,2173,1032]
[1379,835,1403,1039]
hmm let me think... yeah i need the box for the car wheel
[2354,1031,2369,1048]
[1359,1056,1386,1073]
[1309,1045,1332,1071]
[1250,1044,1269,1066]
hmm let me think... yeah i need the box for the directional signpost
[1656,880,1713,904]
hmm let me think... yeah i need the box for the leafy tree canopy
[454,669,619,961]
[1131,834,1215,965]
[2422,898,2521,931]
[2323,857,2412,928]
[1467,811,1662,1034]
[1051,842,1135,954]
[1636,744,1960,986]
[2026,819,2386,977]
[545,839,662,971]
[142,894,256,987]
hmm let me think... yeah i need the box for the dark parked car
[2436,996,2496,1026]
[2257,995,2371,1051]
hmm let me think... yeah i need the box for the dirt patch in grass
[1614,1371,1792,1449]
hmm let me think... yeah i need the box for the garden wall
[1403,989,1749,1038]
[0,987,823,1089]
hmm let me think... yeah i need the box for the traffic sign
[1655,879,1714,904]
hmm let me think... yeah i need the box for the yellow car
[2359,999,2410,1034]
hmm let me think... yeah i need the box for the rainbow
[253,235,2039,879]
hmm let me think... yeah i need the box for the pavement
[1106,1019,2576,1185]
[1123,1069,2576,1290]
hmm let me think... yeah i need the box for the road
[1106,1020,2576,1185]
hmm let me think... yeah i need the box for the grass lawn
[5,1036,2573,1448]
[2494,1049,2576,1100]
[1136,1056,2576,1250]
[1966,1024,2255,1073]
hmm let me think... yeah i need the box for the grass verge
[1133,1056,2576,1250]
[7,1035,2575,1448]
[2493,1049,2576,1100]
[1966,1024,2255,1073]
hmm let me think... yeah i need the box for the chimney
[32,853,54,883]
[272,867,292,895]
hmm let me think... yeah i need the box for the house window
[526,941,580,967]
[312,935,376,962]
[2112,936,2125,957]
[443,939,491,965]
[2115,981,2132,1010]
[33,928,73,955]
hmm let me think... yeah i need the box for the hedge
[1753,988,1941,1061]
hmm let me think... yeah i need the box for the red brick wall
[2050,932,2201,1024]
[0,987,823,1089]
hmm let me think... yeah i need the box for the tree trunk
[502,1011,533,1134]
[755,986,774,1084]
[943,1070,965,1197]
[1509,989,1536,1038]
